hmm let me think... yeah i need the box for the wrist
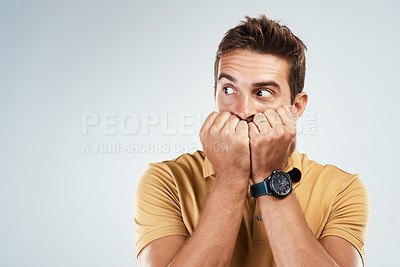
[213,177,248,198]
[252,170,274,184]
[215,168,250,180]
[214,171,249,192]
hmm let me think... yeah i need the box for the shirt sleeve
[320,175,370,265]
[134,162,189,258]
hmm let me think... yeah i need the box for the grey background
[1,0,399,266]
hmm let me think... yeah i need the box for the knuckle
[199,127,207,137]
[276,127,285,136]
[232,136,242,145]
[210,124,219,133]
[221,130,230,137]
[254,136,264,146]
[264,134,273,142]
[260,127,271,135]
[251,137,259,146]
[199,129,204,138]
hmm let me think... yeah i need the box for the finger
[236,120,248,134]
[253,113,271,134]
[277,107,297,137]
[263,109,283,129]
[277,106,296,127]
[248,121,260,136]
[201,111,219,132]
[211,111,231,133]
[223,115,240,135]
[254,113,271,127]
[286,105,300,121]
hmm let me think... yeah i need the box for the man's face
[215,49,293,122]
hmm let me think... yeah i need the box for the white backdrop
[1,0,399,266]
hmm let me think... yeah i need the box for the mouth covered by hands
[200,106,297,185]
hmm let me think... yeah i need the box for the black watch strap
[250,179,271,198]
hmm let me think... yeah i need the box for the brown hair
[214,15,307,104]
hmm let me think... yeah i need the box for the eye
[223,86,235,95]
[256,89,272,97]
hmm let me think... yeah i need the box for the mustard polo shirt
[134,149,370,266]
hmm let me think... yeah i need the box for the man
[134,15,369,266]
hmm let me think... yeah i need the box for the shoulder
[296,154,369,210]
[158,150,206,176]
[301,153,365,189]
[137,150,207,190]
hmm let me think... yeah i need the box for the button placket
[252,205,267,241]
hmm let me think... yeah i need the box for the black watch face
[270,171,292,196]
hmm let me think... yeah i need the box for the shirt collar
[202,148,302,183]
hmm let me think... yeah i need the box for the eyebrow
[253,81,281,91]
[218,73,237,83]
[218,72,281,91]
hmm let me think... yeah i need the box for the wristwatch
[250,170,292,198]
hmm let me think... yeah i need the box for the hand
[248,106,297,183]
[200,111,250,187]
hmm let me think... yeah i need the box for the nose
[235,94,257,122]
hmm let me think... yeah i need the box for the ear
[291,92,308,118]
